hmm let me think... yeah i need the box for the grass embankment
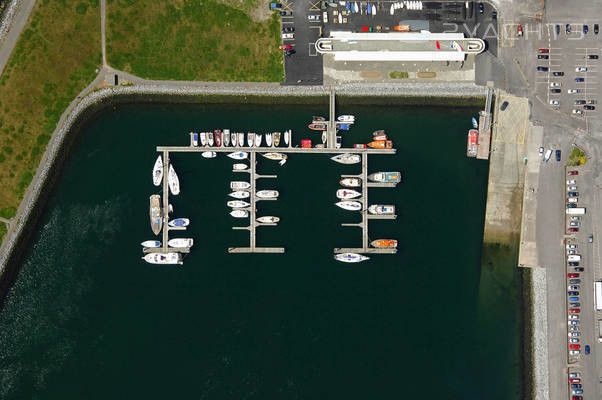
[0,0,101,243]
[106,0,283,81]
[568,147,586,166]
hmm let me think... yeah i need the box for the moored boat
[334,253,369,263]
[265,133,273,147]
[224,129,231,146]
[368,204,395,215]
[230,181,251,190]
[227,200,250,208]
[370,239,398,248]
[200,132,207,146]
[337,115,355,122]
[227,152,249,160]
[255,133,262,147]
[335,200,362,211]
[373,134,387,141]
[312,116,326,122]
[257,216,280,223]
[191,132,198,146]
[331,153,361,164]
[274,132,281,147]
[372,129,385,136]
[201,151,217,158]
[262,152,287,161]
[368,171,402,183]
[168,164,180,195]
[367,140,393,149]
[142,253,183,265]
[230,210,249,218]
[231,132,238,147]
[308,123,327,131]
[284,130,290,146]
[214,130,222,147]
[467,129,478,157]
[336,189,361,199]
[472,117,478,129]
[152,155,163,186]
[256,190,279,198]
[141,240,161,248]
[247,132,255,147]
[340,177,362,187]
[229,191,250,199]
[168,218,190,227]
[238,132,245,147]
[233,163,248,170]
[168,238,194,248]
[207,131,214,146]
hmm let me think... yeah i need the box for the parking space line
[308,43,317,56]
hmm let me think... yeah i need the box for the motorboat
[336,189,361,199]
[308,123,327,131]
[334,253,369,263]
[224,129,230,146]
[367,3,371,14]
[214,130,222,147]
[229,190,250,199]
[263,152,287,161]
[370,239,398,248]
[336,201,362,211]
[227,200,250,208]
[337,115,355,122]
[322,131,327,144]
[373,134,387,141]
[228,152,248,160]
[368,204,395,214]
[200,132,207,146]
[338,12,342,23]
[247,132,255,147]
[354,2,359,13]
[230,210,249,218]
[207,131,214,146]
[142,253,183,265]
[284,130,290,146]
[230,181,251,190]
[191,132,198,146]
[150,195,163,235]
[265,133,273,147]
[257,216,280,223]
[368,171,402,183]
[367,140,393,149]
[274,132,281,147]
[371,2,376,15]
[373,129,385,136]
[238,133,245,147]
[168,218,190,227]
[168,164,180,195]
[312,116,326,122]
[255,133,262,147]
[201,151,217,158]
[152,155,163,186]
[390,3,394,14]
[340,177,362,187]
[233,163,248,171]
[472,117,478,129]
[335,136,342,149]
[141,240,161,248]
[256,190,279,198]
[168,238,194,248]
[331,154,361,164]
[231,132,238,147]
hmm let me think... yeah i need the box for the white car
[550,100,560,105]
[569,285,580,290]
[569,333,581,338]
[569,371,581,377]
[568,197,578,203]
[539,147,544,156]
[573,109,583,115]
[308,15,320,21]
[569,315,579,320]
[576,67,587,72]
[570,350,580,355]
[568,185,578,190]
[567,179,576,184]
[570,217,581,222]
[322,11,328,23]
[569,89,580,94]
[550,82,561,87]
[282,33,294,39]
[567,244,577,248]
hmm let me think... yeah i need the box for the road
[0,0,37,76]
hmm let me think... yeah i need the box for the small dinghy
[334,253,369,263]
[230,181,251,190]
[233,163,248,171]
[227,200,250,208]
[227,152,248,160]
[340,177,362,187]
[337,115,355,122]
[336,189,361,199]
[230,210,249,218]
[201,151,216,158]
[168,164,180,195]
[229,191,250,199]
[256,190,279,198]
[141,240,161,248]
[331,153,361,164]
[257,216,280,223]
[168,218,190,227]
[168,238,194,248]
[335,201,362,211]
[152,155,163,186]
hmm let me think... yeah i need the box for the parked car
[570,344,581,349]
[568,192,579,197]
[589,234,593,243]
[575,100,586,105]
[568,262,579,266]
[501,101,509,110]
[539,48,550,53]
[568,285,580,290]
[569,313,579,318]
[478,2,484,13]
[567,197,578,203]
[584,105,596,110]
[595,23,599,35]
[587,99,597,104]
[585,345,590,354]
[583,25,588,34]
[569,308,581,313]
[281,26,294,32]
[538,55,549,59]
[569,320,580,325]
[537,66,549,71]
[576,67,587,72]
[573,109,583,115]
[569,372,581,378]
[569,377,581,383]
[573,390,583,395]
[567,179,576,184]
[568,273,580,278]
[308,14,320,21]
[269,2,283,8]
[279,44,292,50]
[517,24,523,36]
[574,267,584,272]
[284,49,296,56]
[569,279,581,284]
[566,24,572,34]
[569,89,580,94]
[279,10,292,15]
[572,383,583,389]
[568,185,577,190]
[567,203,577,208]
[569,350,580,355]
[556,150,561,161]
[550,100,559,105]
[555,25,560,35]
[575,78,585,82]
[569,332,581,337]
[539,147,544,156]
[552,71,565,76]
[550,82,561,87]
[281,33,294,39]
[568,170,578,175]
[587,55,599,59]
[568,291,579,296]
[551,89,561,94]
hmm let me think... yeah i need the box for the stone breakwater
[0,80,487,278]
[0,0,18,46]
[531,267,550,400]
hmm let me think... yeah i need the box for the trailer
[596,282,602,311]
[566,208,586,215]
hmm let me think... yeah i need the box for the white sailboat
[201,151,216,158]
[223,129,230,146]
[334,253,370,263]
[200,132,207,146]
[230,210,249,218]
[233,163,248,171]
[168,238,194,248]
[262,152,287,161]
[331,154,361,164]
[247,132,255,147]
[284,130,290,146]
[168,164,180,195]
[152,155,163,186]
[340,177,362,187]
[256,190,279,198]
[255,133,262,147]
[230,181,251,190]
[142,253,183,265]
[238,133,245,147]
[227,152,249,160]
[141,240,161,248]
[265,133,273,147]
[335,201,362,211]
[227,200,250,208]
[354,1,359,13]
[229,190,250,199]
[336,189,362,199]
[257,216,280,223]
[231,132,238,147]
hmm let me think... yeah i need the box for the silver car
[569,320,580,325]
[570,338,580,343]
[569,332,581,337]
[570,350,580,355]
[569,315,579,320]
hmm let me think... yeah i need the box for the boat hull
[340,178,362,187]
[368,205,395,215]
[370,239,398,248]
[335,201,362,211]
[229,191,250,199]
[168,218,190,227]
[143,253,183,265]
[367,140,393,149]
[367,171,402,183]
[168,238,194,248]
[149,195,162,235]
[263,152,287,161]
[152,156,163,186]
[201,151,216,158]
[256,190,279,198]
[336,189,361,199]
[230,210,249,218]
[334,253,369,263]
[227,152,248,160]
[257,216,280,223]
[331,154,361,164]
[227,200,250,208]
[168,164,180,195]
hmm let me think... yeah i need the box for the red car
[569,378,581,383]
[279,44,292,50]
[539,48,550,53]
[569,309,580,313]
[568,228,579,233]
[569,344,581,349]
[573,396,583,400]
[568,171,579,175]
[517,24,523,36]
[568,273,580,278]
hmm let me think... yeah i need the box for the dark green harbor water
[0,103,521,399]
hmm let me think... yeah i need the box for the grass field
[106,0,283,81]
[0,0,101,243]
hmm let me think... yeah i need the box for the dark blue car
[568,291,579,296]
[569,296,579,301]
[575,78,585,82]
[556,150,561,161]
[585,345,590,354]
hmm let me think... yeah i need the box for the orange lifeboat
[367,140,393,149]
[370,239,398,248]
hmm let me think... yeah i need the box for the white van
[568,255,582,261]
[544,149,552,162]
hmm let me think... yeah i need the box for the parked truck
[596,282,602,311]
[566,208,586,215]
[568,255,582,262]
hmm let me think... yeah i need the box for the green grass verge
[0,223,6,244]
[568,147,586,166]
[107,0,283,81]
[0,0,101,213]
[389,71,409,79]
